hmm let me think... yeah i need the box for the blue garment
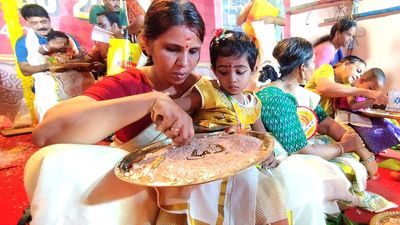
[331,48,343,66]
[15,32,80,62]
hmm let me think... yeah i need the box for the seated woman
[254,37,396,225]
[305,55,387,117]
[25,1,274,224]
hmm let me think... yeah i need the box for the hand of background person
[90,61,106,73]
[363,160,379,179]
[74,48,87,60]
[151,95,194,146]
[111,23,125,39]
[339,131,365,153]
[368,90,388,105]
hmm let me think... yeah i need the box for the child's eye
[236,70,247,75]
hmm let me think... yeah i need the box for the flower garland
[0,0,36,125]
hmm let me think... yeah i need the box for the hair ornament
[214,28,232,44]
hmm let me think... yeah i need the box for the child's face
[49,37,69,51]
[356,79,380,91]
[213,55,253,96]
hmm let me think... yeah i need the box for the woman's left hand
[260,151,279,169]
[151,94,194,146]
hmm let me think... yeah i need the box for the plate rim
[114,131,274,187]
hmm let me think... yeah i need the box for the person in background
[334,68,400,154]
[236,0,285,64]
[87,11,125,77]
[89,0,128,28]
[15,4,83,121]
[175,28,288,224]
[313,18,356,68]
[89,0,145,38]
[305,55,387,117]
[255,37,395,225]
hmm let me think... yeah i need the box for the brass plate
[115,131,274,187]
[359,108,400,120]
[370,211,400,225]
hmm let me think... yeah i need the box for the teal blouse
[256,87,327,154]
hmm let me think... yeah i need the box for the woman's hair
[47,30,69,41]
[209,29,258,71]
[362,68,386,87]
[333,55,366,68]
[21,4,50,20]
[97,11,121,27]
[314,18,357,47]
[142,0,205,65]
[259,37,313,82]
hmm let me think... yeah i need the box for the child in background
[175,29,288,225]
[39,30,83,64]
[335,68,400,154]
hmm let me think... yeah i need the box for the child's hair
[333,55,366,68]
[259,37,313,82]
[361,68,386,88]
[47,30,69,41]
[209,29,258,71]
[97,11,121,27]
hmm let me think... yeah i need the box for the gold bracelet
[335,142,345,157]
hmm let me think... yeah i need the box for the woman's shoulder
[256,86,297,106]
[257,86,286,99]
[314,41,335,54]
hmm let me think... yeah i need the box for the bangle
[42,44,49,52]
[361,153,375,165]
[335,142,345,156]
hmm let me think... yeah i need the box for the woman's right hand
[151,94,194,146]
[339,131,364,153]
[367,90,388,105]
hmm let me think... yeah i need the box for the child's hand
[224,125,246,134]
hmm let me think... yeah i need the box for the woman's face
[337,26,356,48]
[337,61,366,84]
[213,55,253,96]
[146,25,202,87]
[97,15,112,31]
